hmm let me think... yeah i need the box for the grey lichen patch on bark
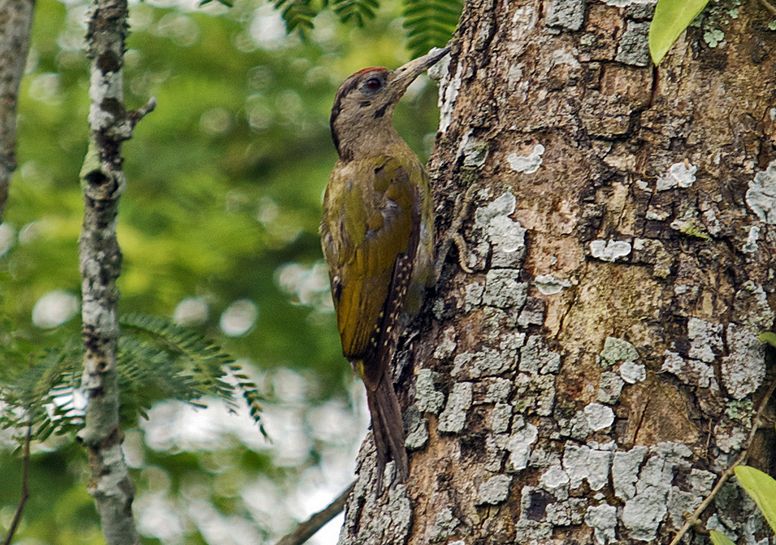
[687,317,723,363]
[589,239,632,262]
[615,20,650,66]
[431,53,461,134]
[545,0,587,32]
[619,360,645,384]
[438,382,474,433]
[506,144,545,174]
[451,333,523,379]
[746,161,776,223]
[483,270,528,308]
[520,335,561,374]
[585,502,618,544]
[506,421,539,471]
[741,225,760,253]
[721,282,774,399]
[539,463,571,498]
[545,497,587,525]
[666,468,716,528]
[425,508,461,543]
[721,323,765,400]
[583,402,615,431]
[662,315,726,392]
[476,474,513,505]
[597,371,625,403]
[562,443,612,491]
[414,368,445,414]
[405,406,429,450]
[599,336,639,367]
[656,161,698,191]
[620,443,692,541]
[534,273,572,295]
[612,446,648,500]
[457,129,490,168]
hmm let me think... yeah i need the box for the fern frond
[273,0,317,33]
[0,313,266,444]
[331,0,379,26]
[402,0,462,57]
[120,313,265,429]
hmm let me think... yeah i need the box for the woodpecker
[320,47,449,489]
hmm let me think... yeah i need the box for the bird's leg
[434,182,477,281]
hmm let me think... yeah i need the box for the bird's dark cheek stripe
[374,104,388,119]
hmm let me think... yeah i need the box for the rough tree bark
[339,1,776,544]
[0,0,34,221]
[77,2,150,544]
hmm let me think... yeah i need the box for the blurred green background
[0,0,445,543]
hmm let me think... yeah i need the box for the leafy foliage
[274,0,317,32]
[734,466,776,533]
[649,0,710,64]
[330,0,380,26]
[402,0,462,56]
[196,0,462,55]
[758,330,776,347]
[0,314,266,442]
[709,530,736,545]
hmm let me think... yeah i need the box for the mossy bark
[339,1,776,544]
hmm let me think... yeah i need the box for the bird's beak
[387,46,451,100]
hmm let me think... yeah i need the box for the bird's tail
[365,368,409,493]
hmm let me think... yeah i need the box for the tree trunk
[0,0,34,220]
[338,1,776,544]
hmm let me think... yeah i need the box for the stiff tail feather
[366,369,409,492]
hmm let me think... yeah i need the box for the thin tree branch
[759,0,776,17]
[77,2,149,544]
[273,482,355,545]
[0,0,35,221]
[3,425,32,545]
[668,378,776,545]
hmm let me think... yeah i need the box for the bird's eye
[364,77,383,91]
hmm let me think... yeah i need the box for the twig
[273,482,355,545]
[3,425,32,545]
[128,96,157,130]
[668,378,776,545]
[759,0,776,16]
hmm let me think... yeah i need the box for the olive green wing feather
[320,155,420,386]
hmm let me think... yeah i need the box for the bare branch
[3,425,31,545]
[273,482,355,545]
[77,2,153,544]
[0,0,35,221]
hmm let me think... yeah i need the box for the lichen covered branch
[0,0,35,220]
[77,2,146,544]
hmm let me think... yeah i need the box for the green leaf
[734,465,776,532]
[402,0,462,57]
[649,0,710,65]
[757,331,776,347]
[709,530,736,545]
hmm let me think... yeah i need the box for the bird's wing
[320,155,421,388]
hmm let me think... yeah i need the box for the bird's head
[330,47,450,161]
